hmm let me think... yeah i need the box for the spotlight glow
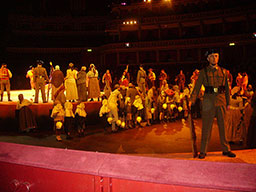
[229,42,235,46]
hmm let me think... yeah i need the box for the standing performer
[107,84,122,132]
[175,70,186,92]
[33,60,49,103]
[136,64,147,96]
[190,49,236,159]
[226,70,233,92]
[190,69,199,89]
[87,64,101,101]
[102,69,112,98]
[159,69,167,89]
[46,61,55,102]
[26,65,35,90]
[77,66,88,102]
[120,65,130,87]
[0,63,12,101]
[147,68,156,89]
[51,65,66,105]
[65,62,78,102]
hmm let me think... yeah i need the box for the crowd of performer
[0,58,255,146]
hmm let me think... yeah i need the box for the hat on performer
[114,84,120,89]
[36,60,44,65]
[204,49,218,57]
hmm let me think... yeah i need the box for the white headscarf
[75,102,87,117]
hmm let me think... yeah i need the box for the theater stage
[0,90,255,164]
[1,90,256,191]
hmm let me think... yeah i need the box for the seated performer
[16,94,37,132]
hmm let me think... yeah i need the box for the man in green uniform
[190,49,236,159]
[33,60,49,103]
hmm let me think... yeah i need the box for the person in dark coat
[33,60,49,103]
[51,65,66,105]
[77,66,88,102]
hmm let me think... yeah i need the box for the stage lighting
[123,21,126,24]
[121,2,126,6]
[253,32,256,38]
[125,42,130,47]
[229,42,235,46]
[87,49,92,52]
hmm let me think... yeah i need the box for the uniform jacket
[33,66,49,82]
[190,65,230,110]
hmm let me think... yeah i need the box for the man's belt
[205,86,225,94]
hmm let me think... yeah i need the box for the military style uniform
[190,65,231,154]
[33,62,49,103]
